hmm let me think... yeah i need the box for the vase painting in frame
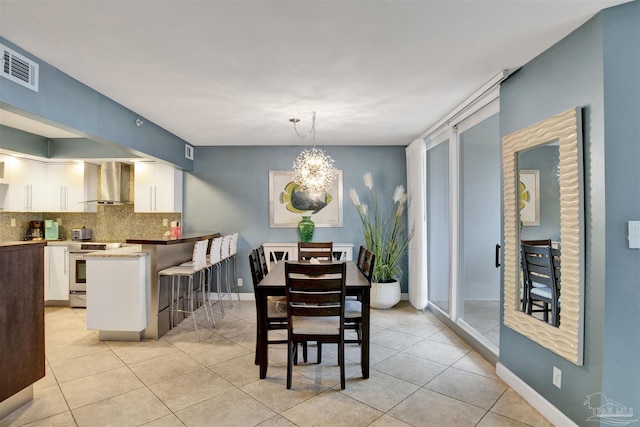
[269,170,343,228]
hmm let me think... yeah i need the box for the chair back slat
[298,242,333,260]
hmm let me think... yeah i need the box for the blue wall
[0,37,193,170]
[601,0,640,417]
[500,1,640,424]
[183,145,408,293]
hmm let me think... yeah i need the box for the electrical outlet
[237,278,243,287]
[553,366,562,389]
[56,217,62,225]
[163,218,168,226]
[10,218,16,227]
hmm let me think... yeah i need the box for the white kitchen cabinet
[44,246,69,301]
[46,163,98,212]
[86,254,149,340]
[1,156,46,212]
[134,162,183,213]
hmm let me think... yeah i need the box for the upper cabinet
[0,156,47,212]
[134,162,183,213]
[0,156,98,213]
[46,163,98,213]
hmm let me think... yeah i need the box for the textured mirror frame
[502,107,584,365]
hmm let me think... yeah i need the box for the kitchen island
[85,246,150,341]
[0,241,46,419]
[126,233,219,339]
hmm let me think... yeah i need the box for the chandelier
[290,112,337,194]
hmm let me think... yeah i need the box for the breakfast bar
[126,232,219,339]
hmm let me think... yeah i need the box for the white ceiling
[0,0,629,147]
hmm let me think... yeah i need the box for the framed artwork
[269,170,343,228]
[519,169,540,226]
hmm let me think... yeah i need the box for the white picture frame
[269,170,343,228]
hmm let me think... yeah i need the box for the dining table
[256,260,371,379]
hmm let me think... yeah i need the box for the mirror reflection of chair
[521,242,561,326]
[285,262,347,389]
[520,239,552,312]
[297,242,333,260]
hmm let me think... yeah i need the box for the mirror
[502,108,584,365]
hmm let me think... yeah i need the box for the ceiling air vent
[1,44,39,92]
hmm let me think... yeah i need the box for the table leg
[361,287,370,379]
[257,290,268,379]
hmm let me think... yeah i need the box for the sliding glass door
[424,97,501,354]
[426,140,450,314]
[457,111,501,350]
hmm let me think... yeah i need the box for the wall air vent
[185,144,194,160]
[1,44,39,92]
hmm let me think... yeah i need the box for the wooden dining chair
[521,242,561,326]
[249,250,307,365]
[285,262,347,389]
[345,249,375,344]
[297,241,333,261]
[356,245,366,271]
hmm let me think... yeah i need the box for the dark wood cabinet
[0,241,46,402]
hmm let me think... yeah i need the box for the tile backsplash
[0,206,181,243]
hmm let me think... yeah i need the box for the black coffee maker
[25,220,45,240]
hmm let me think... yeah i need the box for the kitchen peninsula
[126,232,219,339]
[0,241,46,419]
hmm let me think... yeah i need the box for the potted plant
[349,172,413,309]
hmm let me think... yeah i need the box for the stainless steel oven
[68,243,109,307]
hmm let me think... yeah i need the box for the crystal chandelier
[290,112,337,194]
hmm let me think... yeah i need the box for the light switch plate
[629,221,640,249]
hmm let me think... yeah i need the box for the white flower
[392,185,405,204]
[360,204,369,216]
[363,172,374,190]
[349,188,361,206]
[399,193,407,205]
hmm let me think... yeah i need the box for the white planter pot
[370,281,401,309]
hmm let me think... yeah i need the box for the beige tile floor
[1,301,553,427]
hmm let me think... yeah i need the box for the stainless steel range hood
[86,162,131,204]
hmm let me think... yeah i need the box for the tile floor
[462,300,500,348]
[1,301,553,427]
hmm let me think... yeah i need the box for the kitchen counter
[0,240,48,247]
[83,244,146,258]
[126,232,218,245]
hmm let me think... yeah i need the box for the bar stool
[206,236,227,317]
[228,233,240,301]
[158,239,213,340]
[220,234,235,309]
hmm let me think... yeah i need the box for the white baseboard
[496,363,577,427]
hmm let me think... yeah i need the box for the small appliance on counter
[44,220,59,240]
[72,227,93,241]
[25,220,44,240]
